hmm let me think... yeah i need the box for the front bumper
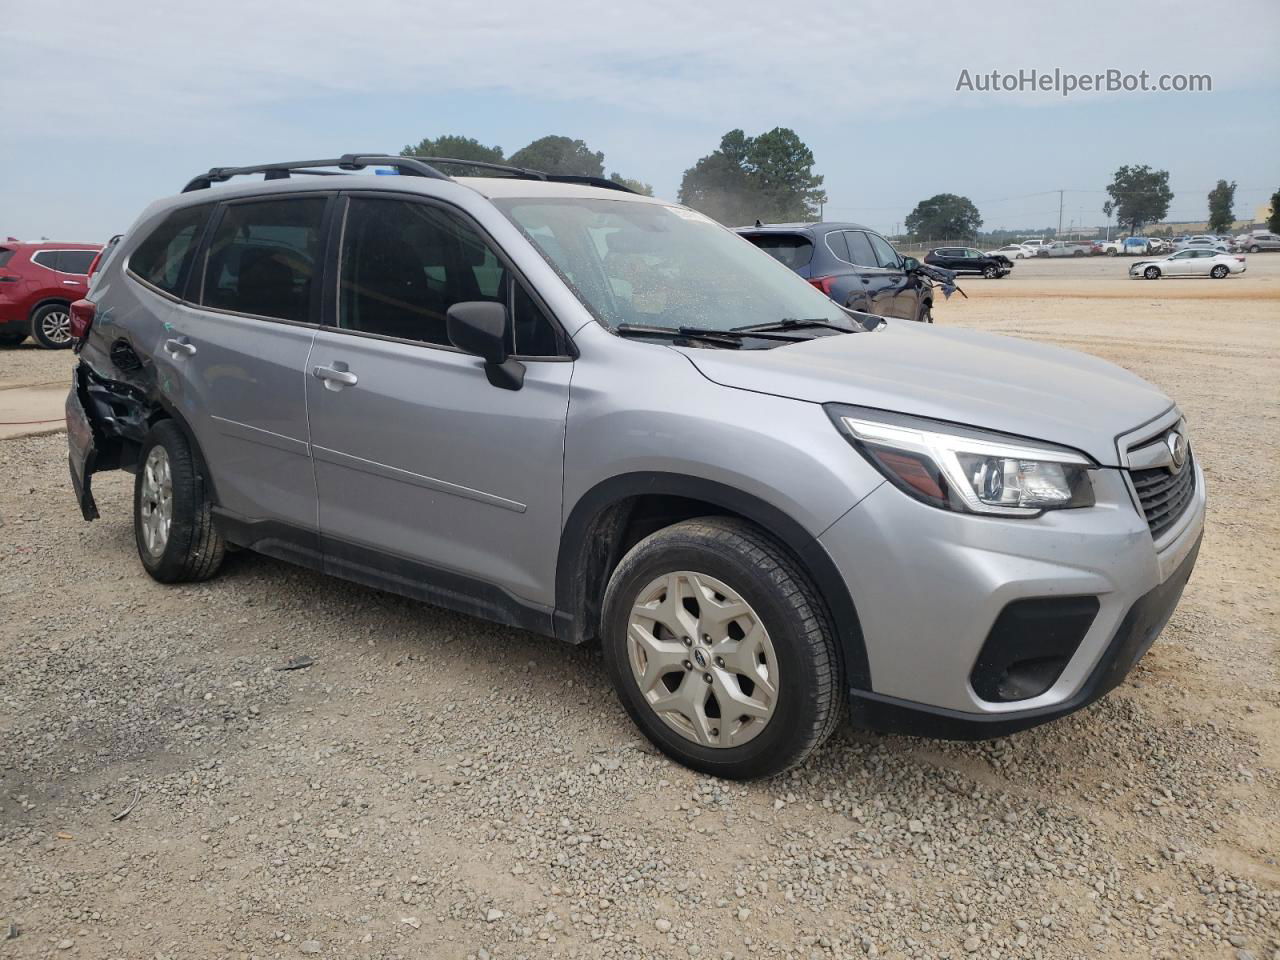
[820,456,1206,739]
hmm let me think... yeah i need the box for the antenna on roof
[755,219,763,228]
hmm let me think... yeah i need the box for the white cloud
[4,0,1276,142]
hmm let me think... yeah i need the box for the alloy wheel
[139,445,173,558]
[626,570,778,748]
[39,309,72,345]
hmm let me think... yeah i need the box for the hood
[682,323,1173,466]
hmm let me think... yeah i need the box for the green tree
[677,128,824,225]
[609,173,654,196]
[508,136,605,177]
[1207,180,1237,233]
[904,194,983,240]
[1101,165,1173,235]
[1268,189,1280,233]
[400,135,505,176]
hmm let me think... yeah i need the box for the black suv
[924,246,1012,279]
[737,222,936,323]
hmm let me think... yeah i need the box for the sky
[2,0,1278,241]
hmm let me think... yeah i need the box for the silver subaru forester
[66,154,1205,779]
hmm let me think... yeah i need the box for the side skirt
[211,510,558,638]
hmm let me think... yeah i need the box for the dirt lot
[1,256,1277,960]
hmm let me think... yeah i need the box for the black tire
[1211,264,1229,278]
[601,517,842,779]
[30,303,74,349]
[982,265,998,279]
[133,420,225,583]
[0,332,27,347]
[1106,249,1118,257]
[915,300,933,324]
[1072,249,1084,257]
[1248,245,1260,253]
[1144,266,1161,280]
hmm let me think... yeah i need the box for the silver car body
[1129,249,1246,277]
[67,169,1206,739]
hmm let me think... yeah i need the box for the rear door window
[130,204,214,296]
[744,234,814,269]
[201,197,327,321]
[55,250,97,275]
[845,231,878,267]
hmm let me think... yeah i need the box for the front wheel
[1248,245,1260,253]
[1144,266,1161,280]
[1211,264,1229,278]
[30,303,73,349]
[134,421,226,583]
[601,518,842,779]
[982,265,998,279]
[915,300,933,324]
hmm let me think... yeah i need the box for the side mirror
[901,257,920,272]
[446,301,525,391]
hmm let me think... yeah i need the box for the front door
[157,193,329,533]
[305,193,572,612]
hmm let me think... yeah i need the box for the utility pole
[1057,189,1064,237]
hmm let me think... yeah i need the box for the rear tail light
[86,250,105,281]
[807,276,837,297]
[1235,256,1246,262]
[69,299,96,342]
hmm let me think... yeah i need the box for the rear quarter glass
[745,234,814,270]
[0,249,13,268]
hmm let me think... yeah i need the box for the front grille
[1131,454,1196,540]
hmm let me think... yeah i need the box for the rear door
[156,193,330,537]
[305,192,572,610]
[54,249,96,300]
[839,231,890,313]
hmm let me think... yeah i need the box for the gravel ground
[1,256,1277,960]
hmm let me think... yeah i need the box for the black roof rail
[181,153,636,194]
[403,156,635,193]
[181,155,450,193]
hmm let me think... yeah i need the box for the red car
[0,240,103,348]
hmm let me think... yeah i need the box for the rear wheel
[601,517,842,779]
[1211,264,1229,278]
[1072,249,1085,257]
[30,303,73,349]
[1144,266,1161,280]
[134,421,225,583]
[0,332,27,347]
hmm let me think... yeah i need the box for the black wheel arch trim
[555,471,872,690]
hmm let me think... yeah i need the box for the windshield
[493,197,853,333]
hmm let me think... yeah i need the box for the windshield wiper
[614,323,807,345]
[733,317,858,335]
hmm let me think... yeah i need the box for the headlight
[827,405,1096,516]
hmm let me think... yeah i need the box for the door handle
[62,279,81,286]
[313,364,358,389]
[163,337,197,357]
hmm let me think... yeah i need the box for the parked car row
[0,240,102,347]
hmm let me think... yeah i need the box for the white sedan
[1129,249,1246,279]
[986,244,1036,259]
